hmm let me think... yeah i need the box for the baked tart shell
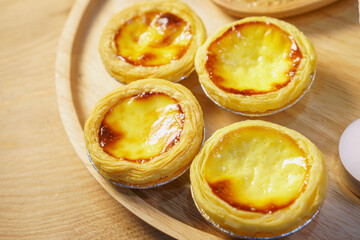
[190,120,327,237]
[84,79,204,188]
[195,17,316,115]
[99,0,206,83]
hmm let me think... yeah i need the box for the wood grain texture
[55,0,360,239]
[0,0,172,239]
[210,0,339,18]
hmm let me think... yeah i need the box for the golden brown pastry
[190,120,327,237]
[99,0,206,83]
[195,17,316,115]
[84,79,204,188]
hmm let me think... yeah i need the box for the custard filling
[205,22,302,95]
[205,126,309,213]
[99,92,184,163]
[115,11,192,66]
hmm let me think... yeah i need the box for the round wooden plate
[210,0,339,18]
[55,0,360,239]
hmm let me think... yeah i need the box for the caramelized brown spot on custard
[99,123,122,148]
[205,21,303,96]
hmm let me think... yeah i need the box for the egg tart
[99,0,206,83]
[195,17,316,115]
[190,120,327,238]
[84,79,204,188]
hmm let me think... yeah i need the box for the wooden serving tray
[55,0,360,239]
[210,0,339,18]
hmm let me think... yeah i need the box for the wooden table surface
[0,0,171,238]
[1,0,360,239]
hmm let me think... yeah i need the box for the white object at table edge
[339,118,360,181]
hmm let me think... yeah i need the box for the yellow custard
[99,92,184,162]
[205,126,309,213]
[115,11,192,66]
[206,21,302,95]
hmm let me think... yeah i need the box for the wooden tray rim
[54,0,359,239]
